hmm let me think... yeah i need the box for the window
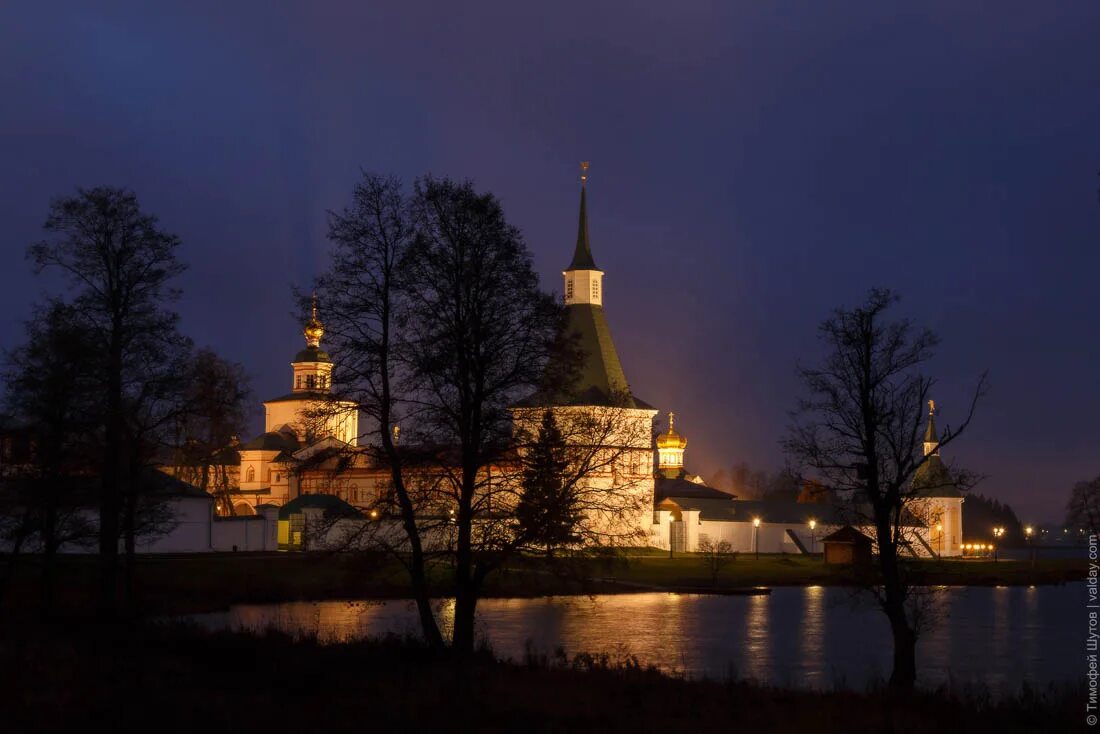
[295,375,302,389]
[246,466,255,483]
[565,278,574,300]
[592,280,599,300]
[319,375,327,389]
[306,374,316,389]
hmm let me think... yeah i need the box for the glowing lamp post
[935,523,943,555]
[993,527,1004,561]
[1025,525,1035,567]
[753,517,761,561]
[808,519,817,555]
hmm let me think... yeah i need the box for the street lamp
[808,519,817,555]
[669,512,675,559]
[753,517,761,561]
[935,523,943,555]
[993,527,1004,561]
[1025,525,1035,566]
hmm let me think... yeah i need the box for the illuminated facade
[234,299,359,512]
[910,400,965,557]
[197,168,964,560]
[512,162,657,544]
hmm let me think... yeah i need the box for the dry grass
[0,621,1080,734]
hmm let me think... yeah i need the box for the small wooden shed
[822,525,873,566]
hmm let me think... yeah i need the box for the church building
[213,165,962,558]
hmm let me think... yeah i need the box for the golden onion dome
[304,295,324,348]
[656,411,687,450]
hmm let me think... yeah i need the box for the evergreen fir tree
[516,411,580,555]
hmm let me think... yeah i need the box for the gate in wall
[670,520,687,553]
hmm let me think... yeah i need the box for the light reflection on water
[191,584,1078,691]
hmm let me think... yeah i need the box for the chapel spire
[923,399,939,456]
[568,161,598,271]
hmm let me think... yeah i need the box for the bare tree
[170,349,251,514]
[2,303,100,611]
[309,174,648,655]
[29,186,187,616]
[399,176,565,655]
[784,289,986,689]
[697,536,735,585]
[1066,478,1100,535]
[311,172,444,649]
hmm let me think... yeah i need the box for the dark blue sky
[2,2,1097,522]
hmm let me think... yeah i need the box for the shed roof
[821,525,873,545]
[277,493,362,520]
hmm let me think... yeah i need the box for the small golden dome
[304,295,324,348]
[656,411,687,450]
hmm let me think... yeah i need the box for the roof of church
[240,429,300,453]
[655,476,733,502]
[729,499,852,525]
[293,345,331,364]
[516,304,652,409]
[568,184,598,271]
[912,453,963,498]
[263,390,332,404]
[0,468,211,502]
[563,303,650,408]
[913,404,963,498]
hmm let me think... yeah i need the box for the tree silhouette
[516,411,580,556]
[784,288,986,689]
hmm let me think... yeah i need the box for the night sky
[2,3,1097,523]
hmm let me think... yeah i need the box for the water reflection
[741,594,769,682]
[799,586,825,687]
[189,585,1079,692]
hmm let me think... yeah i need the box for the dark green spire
[923,400,938,444]
[567,164,598,271]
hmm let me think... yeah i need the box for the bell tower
[291,295,333,393]
[562,162,604,307]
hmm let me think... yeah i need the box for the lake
[189,584,1079,692]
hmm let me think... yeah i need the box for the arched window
[246,466,255,483]
[565,278,574,300]
[296,375,302,389]
[306,374,316,389]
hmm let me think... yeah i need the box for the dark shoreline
[1,552,1085,617]
[0,620,1080,734]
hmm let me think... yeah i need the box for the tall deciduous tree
[29,186,187,616]
[2,302,99,610]
[1066,478,1100,536]
[401,176,562,655]
[313,174,643,655]
[784,289,986,689]
[171,349,251,513]
[312,172,444,648]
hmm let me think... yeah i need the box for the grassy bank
[0,621,1079,734]
[0,551,1085,616]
